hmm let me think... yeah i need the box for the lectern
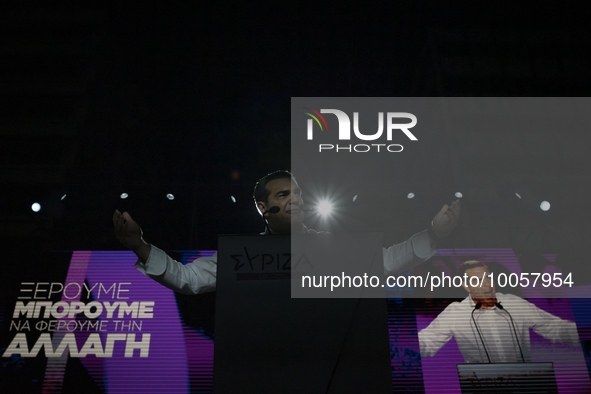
[457,362,557,393]
[213,234,391,393]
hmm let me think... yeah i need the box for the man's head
[458,260,496,306]
[253,170,304,234]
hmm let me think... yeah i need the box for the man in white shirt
[419,261,580,363]
[113,170,461,294]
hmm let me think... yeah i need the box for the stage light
[230,196,237,203]
[540,201,550,211]
[166,193,175,200]
[31,202,41,212]
[61,194,67,201]
[455,192,463,199]
[120,193,129,199]
[407,192,415,199]
[317,199,334,217]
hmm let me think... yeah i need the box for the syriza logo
[303,107,418,153]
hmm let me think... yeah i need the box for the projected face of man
[462,265,497,309]
[256,177,304,234]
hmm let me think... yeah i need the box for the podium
[213,235,392,393]
[457,362,558,393]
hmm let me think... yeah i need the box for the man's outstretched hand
[430,199,461,240]
[113,210,151,262]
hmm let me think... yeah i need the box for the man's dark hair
[457,260,489,276]
[253,170,295,207]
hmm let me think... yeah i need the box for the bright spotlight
[407,192,415,199]
[317,199,334,217]
[120,193,129,199]
[540,201,551,211]
[230,196,237,203]
[455,192,463,199]
[166,193,175,200]
[61,194,67,201]
[31,202,41,212]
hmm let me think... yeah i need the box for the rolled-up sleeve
[419,307,454,357]
[382,229,436,274]
[524,299,580,346]
[135,245,217,295]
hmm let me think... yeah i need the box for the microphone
[265,206,280,214]
[261,206,280,234]
[471,302,491,363]
[495,302,526,362]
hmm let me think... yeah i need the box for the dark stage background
[2,2,591,393]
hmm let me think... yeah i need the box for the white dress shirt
[135,229,435,295]
[419,292,580,363]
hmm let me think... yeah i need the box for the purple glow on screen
[84,251,189,393]
[41,248,590,393]
[49,251,212,393]
[43,251,92,394]
[416,249,591,393]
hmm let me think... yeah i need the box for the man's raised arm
[112,210,216,295]
[113,209,151,262]
[383,200,461,274]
